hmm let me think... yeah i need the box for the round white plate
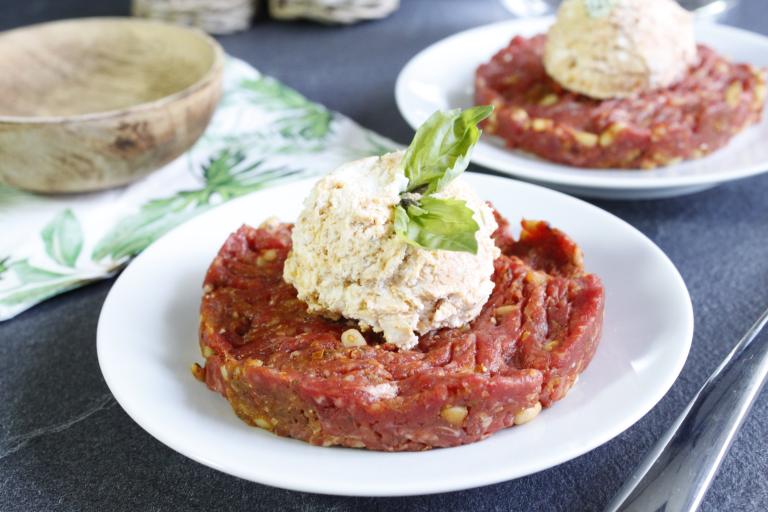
[395,17,768,199]
[97,175,693,496]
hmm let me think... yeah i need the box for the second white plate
[396,17,768,199]
[98,174,693,496]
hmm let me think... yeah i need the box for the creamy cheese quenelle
[544,0,698,99]
[284,107,499,350]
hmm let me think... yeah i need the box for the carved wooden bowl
[0,17,224,193]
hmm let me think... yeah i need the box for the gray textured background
[1,0,767,510]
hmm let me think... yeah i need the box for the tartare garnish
[545,0,697,99]
[394,106,493,254]
[282,107,499,349]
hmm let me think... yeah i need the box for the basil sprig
[395,197,481,253]
[394,106,493,254]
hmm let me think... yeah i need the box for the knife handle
[605,306,768,512]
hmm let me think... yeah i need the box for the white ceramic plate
[395,18,768,199]
[97,174,693,496]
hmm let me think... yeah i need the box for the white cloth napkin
[0,58,397,321]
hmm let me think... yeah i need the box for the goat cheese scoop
[543,0,698,99]
[283,107,499,350]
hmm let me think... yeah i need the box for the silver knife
[605,306,768,512]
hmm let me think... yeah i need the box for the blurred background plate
[500,0,739,19]
[395,17,768,199]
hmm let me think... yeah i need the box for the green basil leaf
[393,204,410,237]
[403,106,493,194]
[405,203,426,217]
[394,196,479,254]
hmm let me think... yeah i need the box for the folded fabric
[0,58,397,321]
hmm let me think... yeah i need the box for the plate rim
[97,174,694,496]
[395,17,768,192]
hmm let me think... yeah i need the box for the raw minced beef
[196,210,604,451]
[475,35,766,169]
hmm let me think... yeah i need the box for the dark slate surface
[1,0,767,510]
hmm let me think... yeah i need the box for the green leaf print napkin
[0,58,397,321]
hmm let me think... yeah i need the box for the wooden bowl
[0,17,224,193]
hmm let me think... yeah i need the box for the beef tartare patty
[196,212,604,451]
[476,35,767,169]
